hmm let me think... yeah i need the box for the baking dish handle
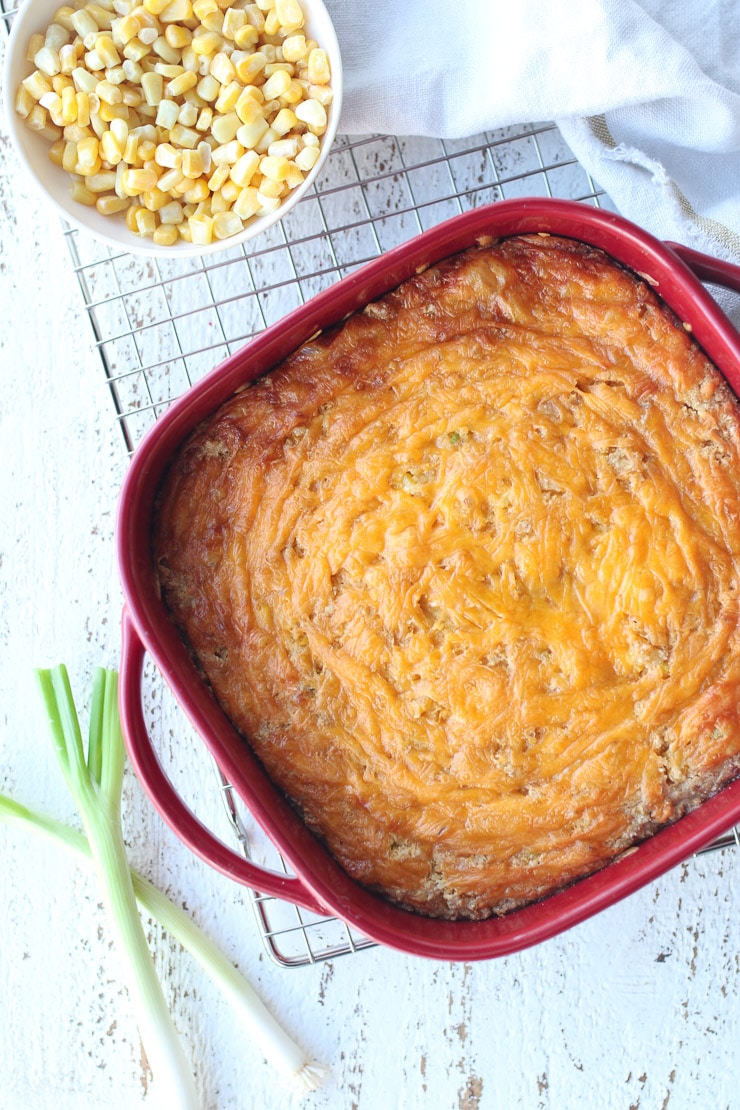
[665,241,740,293]
[118,609,329,916]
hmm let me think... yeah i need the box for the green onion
[2,665,327,1102]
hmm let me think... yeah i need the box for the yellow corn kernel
[295,97,326,134]
[113,13,142,44]
[210,111,241,144]
[191,30,222,55]
[307,83,333,106]
[233,24,259,49]
[221,7,245,38]
[255,174,283,198]
[140,72,164,109]
[86,169,118,191]
[62,140,78,171]
[123,166,159,192]
[209,136,241,162]
[270,109,297,137]
[58,43,78,74]
[101,129,123,163]
[283,161,303,188]
[46,25,69,52]
[96,80,123,105]
[95,35,121,66]
[178,101,199,127]
[168,123,200,147]
[259,153,289,181]
[158,199,184,223]
[125,201,141,231]
[96,193,130,214]
[159,0,193,21]
[192,0,218,18]
[152,35,180,63]
[201,9,224,33]
[26,32,45,62]
[207,161,231,190]
[165,23,192,48]
[234,89,263,126]
[233,184,260,219]
[71,66,98,94]
[22,71,52,102]
[51,72,73,95]
[155,97,179,129]
[153,223,179,245]
[154,142,180,168]
[63,122,93,141]
[212,210,242,239]
[60,84,77,122]
[294,142,319,171]
[76,135,100,170]
[181,147,205,177]
[34,45,62,77]
[267,135,299,159]
[138,138,157,161]
[99,101,129,121]
[167,71,198,96]
[209,188,228,212]
[53,7,77,32]
[69,8,98,37]
[157,167,185,191]
[74,90,91,127]
[183,177,210,202]
[274,0,303,33]
[142,0,172,14]
[307,48,330,85]
[14,84,35,119]
[69,180,97,205]
[214,80,242,114]
[49,138,66,165]
[177,222,192,241]
[262,68,291,101]
[235,115,268,150]
[233,51,266,84]
[229,148,259,187]
[196,74,220,101]
[264,9,280,35]
[256,189,281,212]
[122,133,140,163]
[281,33,306,63]
[122,37,151,62]
[86,5,115,31]
[141,186,169,210]
[188,212,213,244]
[134,205,158,234]
[209,51,235,85]
[195,106,213,131]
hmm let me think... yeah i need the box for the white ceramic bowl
[3,0,343,258]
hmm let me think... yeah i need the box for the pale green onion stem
[0,796,327,1091]
[36,666,199,1110]
[5,665,327,1094]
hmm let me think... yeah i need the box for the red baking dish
[117,197,740,961]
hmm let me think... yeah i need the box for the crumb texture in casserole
[154,235,740,919]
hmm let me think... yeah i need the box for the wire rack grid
[3,1,739,968]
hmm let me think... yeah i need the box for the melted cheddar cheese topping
[155,235,740,918]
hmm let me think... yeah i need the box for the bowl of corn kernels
[3,0,342,255]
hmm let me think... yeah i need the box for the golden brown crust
[154,234,740,919]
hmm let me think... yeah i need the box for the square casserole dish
[117,197,740,961]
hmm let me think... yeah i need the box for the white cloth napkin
[326,0,740,286]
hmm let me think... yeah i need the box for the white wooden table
[2,45,740,1110]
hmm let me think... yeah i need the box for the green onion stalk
[1,666,327,1105]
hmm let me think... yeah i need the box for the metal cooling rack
[4,0,739,967]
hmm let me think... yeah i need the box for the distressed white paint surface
[2,50,740,1110]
